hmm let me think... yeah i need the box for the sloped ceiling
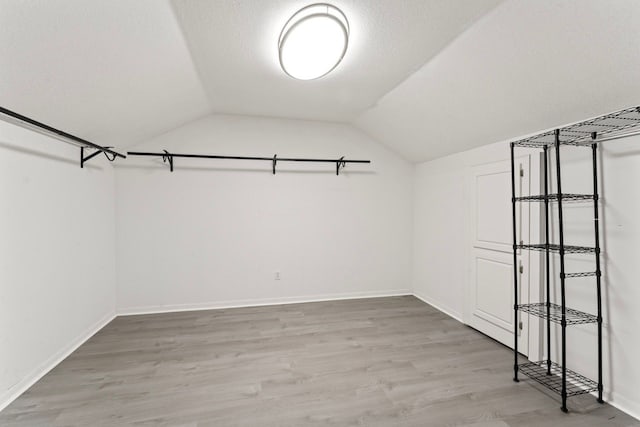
[170,0,501,122]
[2,1,639,162]
[0,0,210,148]
[0,0,500,149]
[355,0,640,162]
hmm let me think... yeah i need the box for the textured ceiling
[0,0,500,149]
[170,0,501,122]
[355,0,640,162]
[4,1,637,163]
[0,0,211,148]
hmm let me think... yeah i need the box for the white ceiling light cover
[278,4,349,80]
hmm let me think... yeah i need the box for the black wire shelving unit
[510,106,640,413]
[518,361,599,398]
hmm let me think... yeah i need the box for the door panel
[468,157,530,355]
[475,252,514,326]
[475,171,512,250]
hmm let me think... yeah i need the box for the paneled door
[467,156,531,355]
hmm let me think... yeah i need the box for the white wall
[0,120,117,411]
[116,115,413,313]
[413,136,640,418]
[356,0,640,162]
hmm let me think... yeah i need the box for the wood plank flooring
[1,296,638,426]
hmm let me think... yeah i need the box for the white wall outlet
[274,271,281,280]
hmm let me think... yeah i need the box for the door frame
[463,150,542,361]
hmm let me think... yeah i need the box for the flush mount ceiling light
[278,3,349,80]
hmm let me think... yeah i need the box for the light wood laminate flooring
[1,296,638,426]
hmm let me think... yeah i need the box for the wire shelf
[514,193,594,202]
[516,243,596,254]
[517,302,597,325]
[565,271,597,278]
[512,106,640,148]
[518,361,598,397]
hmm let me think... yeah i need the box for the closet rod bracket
[0,106,126,167]
[336,156,346,175]
[80,146,117,168]
[162,150,174,172]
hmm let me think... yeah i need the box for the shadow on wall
[598,145,613,401]
[0,140,103,171]
[113,163,377,175]
[0,141,379,175]
[598,141,640,404]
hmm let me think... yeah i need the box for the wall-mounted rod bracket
[272,154,277,175]
[336,156,346,175]
[162,150,174,172]
[80,146,117,168]
[0,106,126,166]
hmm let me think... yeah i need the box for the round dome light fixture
[278,3,349,80]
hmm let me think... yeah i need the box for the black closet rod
[128,151,369,163]
[127,150,371,174]
[0,106,126,162]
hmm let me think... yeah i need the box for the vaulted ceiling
[356,0,640,162]
[2,0,640,162]
[0,0,500,151]
[0,0,210,148]
[169,0,500,122]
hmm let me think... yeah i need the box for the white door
[467,157,531,355]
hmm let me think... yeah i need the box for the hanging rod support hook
[336,156,346,175]
[273,154,277,175]
[81,146,116,168]
[162,150,174,172]
[102,147,117,162]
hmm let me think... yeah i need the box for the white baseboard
[0,310,116,413]
[411,294,640,420]
[607,390,640,422]
[410,294,640,421]
[118,289,412,316]
[411,291,465,323]
[2,292,410,411]
[4,295,638,423]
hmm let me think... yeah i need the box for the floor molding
[4,294,638,423]
[411,293,640,420]
[412,291,464,323]
[118,289,412,316]
[0,310,116,413]
[606,391,640,423]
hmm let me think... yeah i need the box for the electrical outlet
[274,271,281,280]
